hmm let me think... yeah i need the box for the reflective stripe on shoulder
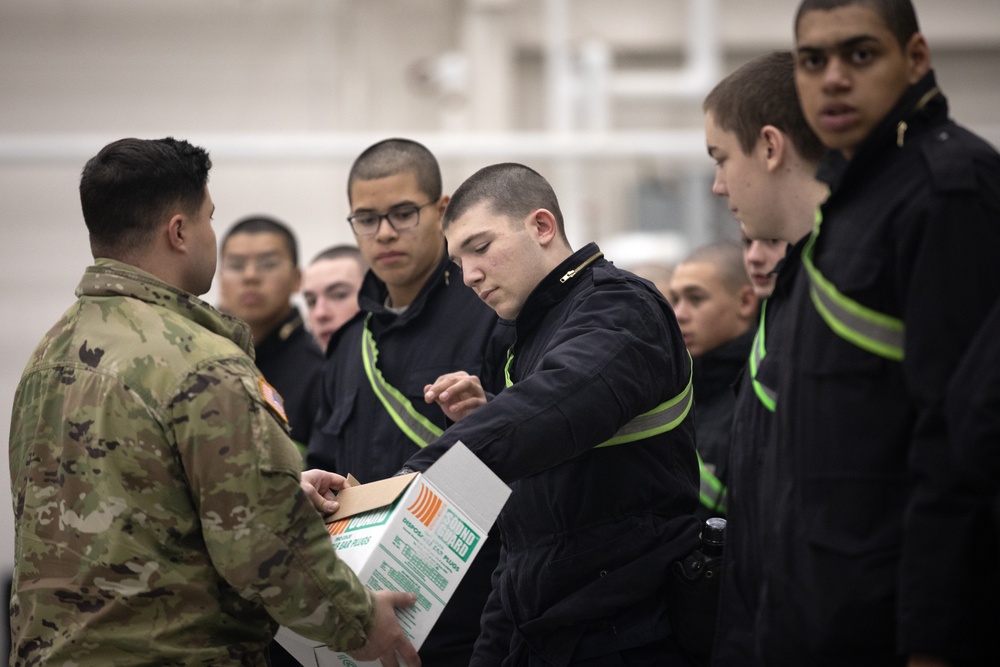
[362,314,444,448]
[504,349,693,447]
[749,301,777,412]
[596,364,693,447]
[802,209,905,361]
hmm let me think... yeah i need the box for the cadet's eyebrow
[458,231,491,252]
[225,250,283,261]
[352,200,421,214]
[797,34,881,54]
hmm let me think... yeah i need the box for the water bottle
[701,517,726,572]
[666,517,727,665]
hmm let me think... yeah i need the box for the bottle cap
[702,517,727,546]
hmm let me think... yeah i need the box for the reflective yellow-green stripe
[802,208,905,361]
[698,452,727,514]
[749,300,777,412]
[503,349,514,388]
[362,315,444,448]
[596,366,693,447]
[504,349,693,447]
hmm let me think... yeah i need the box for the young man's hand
[424,371,487,422]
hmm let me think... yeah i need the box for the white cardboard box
[276,441,510,666]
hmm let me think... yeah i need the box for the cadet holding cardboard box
[411,163,704,666]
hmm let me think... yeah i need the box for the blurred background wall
[2,0,999,629]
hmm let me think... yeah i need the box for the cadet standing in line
[306,138,503,666]
[700,49,828,666]
[7,137,418,666]
[740,233,788,301]
[302,244,367,352]
[761,1,1000,664]
[411,162,703,666]
[668,241,759,521]
[218,215,323,450]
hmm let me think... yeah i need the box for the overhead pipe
[607,0,721,100]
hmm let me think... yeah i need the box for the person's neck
[546,243,577,279]
[385,284,420,310]
[250,306,294,345]
[781,169,829,243]
[120,250,192,294]
[384,247,444,309]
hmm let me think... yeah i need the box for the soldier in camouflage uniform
[7,137,419,666]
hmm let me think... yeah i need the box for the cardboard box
[276,441,510,666]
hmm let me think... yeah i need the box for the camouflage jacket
[8,259,375,666]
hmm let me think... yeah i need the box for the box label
[275,442,511,667]
[328,501,397,536]
[436,509,480,562]
[407,482,444,527]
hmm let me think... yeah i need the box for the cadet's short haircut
[310,244,368,270]
[679,240,750,294]
[347,138,442,205]
[795,0,920,49]
[443,163,567,242]
[221,215,300,267]
[80,137,211,259]
[704,51,826,164]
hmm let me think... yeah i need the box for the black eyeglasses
[346,201,434,236]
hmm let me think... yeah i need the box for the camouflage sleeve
[168,357,376,650]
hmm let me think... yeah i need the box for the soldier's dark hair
[221,215,300,267]
[795,0,920,48]
[310,244,367,270]
[80,137,211,260]
[679,240,750,294]
[348,138,442,205]
[443,163,567,243]
[704,51,826,165]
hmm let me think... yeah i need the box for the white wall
[2,0,999,585]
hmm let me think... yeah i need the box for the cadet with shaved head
[409,162,702,666]
[302,244,367,352]
[669,241,758,521]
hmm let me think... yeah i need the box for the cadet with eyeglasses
[305,138,506,667]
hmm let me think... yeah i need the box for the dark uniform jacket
[692,326,755,522]
[712,237,805,667]
[254,309,323,447]
[759,72,1000,665]
[306,253,501,666]
[947,295,1000,495]
[406,243,702,666]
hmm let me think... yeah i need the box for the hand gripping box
[276,442,510,667]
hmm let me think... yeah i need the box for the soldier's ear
[166,213,187,253]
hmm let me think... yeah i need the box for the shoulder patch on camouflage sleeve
[258,376,288,424]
